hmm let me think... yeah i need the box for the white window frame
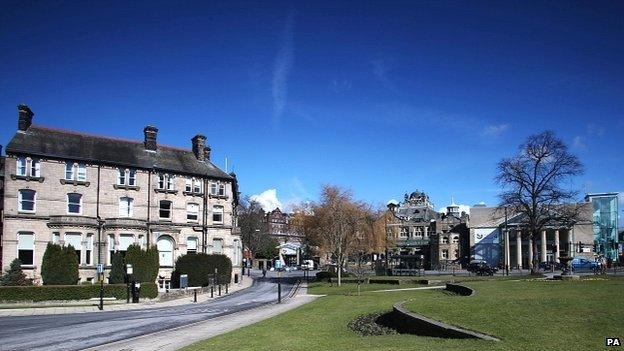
[118,168,137,186]
[18,189,36,213]
[187,203,199,222]
[193,179,202,194]
[67,193,83,215]
[187,237,198,254]
[108,234,116,264]
[119,197,134,217]
[17,232,35,266]
[85,234,94,265]
[64,232,83,264]
[212,238,223,254]
[159,200,172,220]
[210,183,217,195]
[16,157,27,176]
[185,178,193,192]
[65,162,86,181]
[157,173,175,190]
[212,205,224,224]
[117,168,126,185]
[218,184,225,196]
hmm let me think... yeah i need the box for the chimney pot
[144,125,158,151]
[192,134,207,161]
[18,104,34,131]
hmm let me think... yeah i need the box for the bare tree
[238,197,279,260]
[311,185,370,286]
[495,131,584,274]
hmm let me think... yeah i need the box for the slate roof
[5,125,233,180]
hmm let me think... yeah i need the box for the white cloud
[272,10,296,124]
[250,189,283,212]
[482,124,509,137]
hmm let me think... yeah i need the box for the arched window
[157,236,174,266]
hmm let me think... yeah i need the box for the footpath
[87,283,320,351]
[0,277,253,317]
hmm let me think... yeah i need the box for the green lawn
[183,277,624,351]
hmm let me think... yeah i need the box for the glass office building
[586,193,619,261]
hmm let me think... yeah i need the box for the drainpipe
[147,169,152,246]
[203,178,208,253]
[96,165,102,266]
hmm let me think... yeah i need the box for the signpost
[126,264,133,303]
[97,264,104,310]
[275,260,283,304]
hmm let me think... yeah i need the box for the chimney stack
[18,104,34,132]
[144,125,158,151]
[192,134,207,161]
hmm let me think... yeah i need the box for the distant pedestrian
[262,267,267,278]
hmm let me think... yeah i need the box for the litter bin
[131,281,141,303]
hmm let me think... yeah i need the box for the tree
[310,185,372,286]
[495,131,584,274]
[238,197,279,260]
[0,259,32,286]
[41,243,78,285]
[108,252,125,284]
[125,244,160,283]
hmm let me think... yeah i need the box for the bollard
[99,279,104,311]
[278,279,282,303]
[225,284,228,294]
[194,289,197,303]
[218,284,221,296]
[210,285,214,298]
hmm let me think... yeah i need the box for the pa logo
[606,337,621,347]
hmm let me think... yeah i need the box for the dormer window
[184,178,203,195]
[15,157,41,178]
[157,173,175,190]
[117,168,137,186]
[65,162,86,181]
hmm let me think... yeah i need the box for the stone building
[386,191,438,269]
[430,200,470,268]
[469,203,594,269]
[2,105,242,288]
[265,208,303,266]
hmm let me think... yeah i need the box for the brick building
[2,105,242,288]
[265,208,303,266]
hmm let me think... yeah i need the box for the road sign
[96,264,104,274]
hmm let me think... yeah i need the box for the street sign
[96,264,104,274]
[180,274,188,289]
[274,260,283,269]
[126,264,133,275]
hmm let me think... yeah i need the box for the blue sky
[1,1,622,216]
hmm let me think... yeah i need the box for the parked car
[570,257,599,271]
[538,261,566,271]
[467,260,498,276]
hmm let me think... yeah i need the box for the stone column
[424,226,428,238]
[554,229,560,262]
[541,230,547,263]
[504,229,510,268]
[528,237,534,268]
[516,231,523,269]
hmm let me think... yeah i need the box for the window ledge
[154,188,178,194]
[209,194,229,199]
[183,191,204,197]
[60,179,90,187]
[11,174,45,182]
[114,184,141,191]
[20,265,36,270]
[18,210,36,215]
[158,218,173,222]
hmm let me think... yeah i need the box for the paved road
[0,273,300,351]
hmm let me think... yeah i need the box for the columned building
[2,105,242,287]
[469,204,594,269]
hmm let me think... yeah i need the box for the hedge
[125,244,160,283]
[0,282,158,302]
[41,243,79,285]
[171,253,232,288]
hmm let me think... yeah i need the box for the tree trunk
[531,236,540,275]
[337,253,342,287]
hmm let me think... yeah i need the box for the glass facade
[588,194,619,261]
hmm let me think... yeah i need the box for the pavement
[0,277,253,317]
[0,271,310,351]
[89,285,320,351]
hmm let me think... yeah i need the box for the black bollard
[210,285,214,298]
[225,284,229,294]
[218,284,221,296]
[99,279,104,311]
[194,289,197,303]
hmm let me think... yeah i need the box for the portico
[502,227,574,269]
